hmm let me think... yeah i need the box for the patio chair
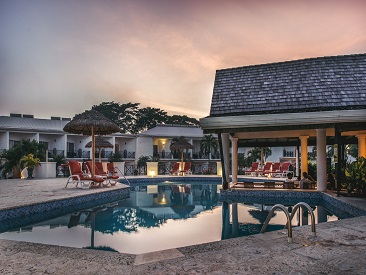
[107,162,118,176]
[170,162,180,175]
[180,162,192,175]
[256,162,273,176]
[264,162,280,177]
[65,160,104,188]
[95,162,119,185]
[279,162,293,177]
[85,161,113,187]
[245,162,259,175]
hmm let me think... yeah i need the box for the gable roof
[209,53,366,117]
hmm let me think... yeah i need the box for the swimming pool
[0,181,356,254]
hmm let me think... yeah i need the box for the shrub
[344,157,366,196]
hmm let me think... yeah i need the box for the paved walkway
[0,178,366,274]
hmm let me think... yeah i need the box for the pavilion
[200,53,366,193]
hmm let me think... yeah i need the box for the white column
[5,131,9,150]
[222,133,230,184]
[356,134,366,158]
[230,137,238,184]
[295,147,299,178]
[316,129,327,191]
[300,136,309,175]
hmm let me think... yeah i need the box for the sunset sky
[1,0,365,120]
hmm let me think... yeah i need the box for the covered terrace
[200,53,366,194]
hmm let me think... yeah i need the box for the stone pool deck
[1,177,366,274]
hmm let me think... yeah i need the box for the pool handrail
[260,204,293,243]
[287,202,316,237]
[114,166,131,186]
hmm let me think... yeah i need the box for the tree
[200,134,218,159]
[166,115,199,126]
[247,147,272,163]
[0,140,47,178]
[91,101,200,133]
[133,107,168,133]
[92,101,139,133]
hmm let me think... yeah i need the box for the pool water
[0,183,346,254]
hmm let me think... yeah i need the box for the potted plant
[19,153,41,179]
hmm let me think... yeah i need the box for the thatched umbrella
[170,137,194,168]
[63,110,121,176]
[85,136,114,162]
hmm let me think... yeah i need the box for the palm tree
[200,134,218,160]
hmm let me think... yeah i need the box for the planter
[27,168,34,178]
[34,162,57,178]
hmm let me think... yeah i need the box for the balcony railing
[117,150,135,159]
[66,151,90,159]
[153,151,221,160]
[192,152,220,160]
[48,150,65,158]
[283,150,295,157]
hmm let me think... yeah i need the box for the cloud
[0,0,365,119]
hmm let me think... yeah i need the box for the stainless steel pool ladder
[260,202,316,243]
[115,167,131,185]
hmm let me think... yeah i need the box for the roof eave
[200,109,366,133]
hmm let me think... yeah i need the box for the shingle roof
[209,53,366,117]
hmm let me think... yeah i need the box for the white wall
[136,136,153,160]
[9,132,38,143]
[0,132,9,150]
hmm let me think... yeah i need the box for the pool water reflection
[0,183,342,254]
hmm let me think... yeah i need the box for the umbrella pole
[92,126,95,177]
[99,148,101,162]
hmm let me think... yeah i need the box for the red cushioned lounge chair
[180,162,192,175]
[170,162,180,175]
[256,162,273,176]
[95,162,119,185]
[245,162,259,175]
[264,162,280,177]
[85,161,111,187]
[65,160,104,188]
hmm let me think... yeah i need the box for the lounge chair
[264,162,280,177]
[95,162,119,185]
[279,162,293,177]
[256,162,273,176]
[107,162,118,176]
[180,162,192,175]
[65,160,104,188]
[85,161,113,186]
[245,162,259,175]
[170,162,180,175]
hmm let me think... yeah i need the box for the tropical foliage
[19,153,41,169]
[344,156,366,196]
[0,140,47,178]
[91,101,199,134]
[200,134,218,159]
[247,147,272,163]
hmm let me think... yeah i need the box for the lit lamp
[147,162,158,177]
[217,162,222,176]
